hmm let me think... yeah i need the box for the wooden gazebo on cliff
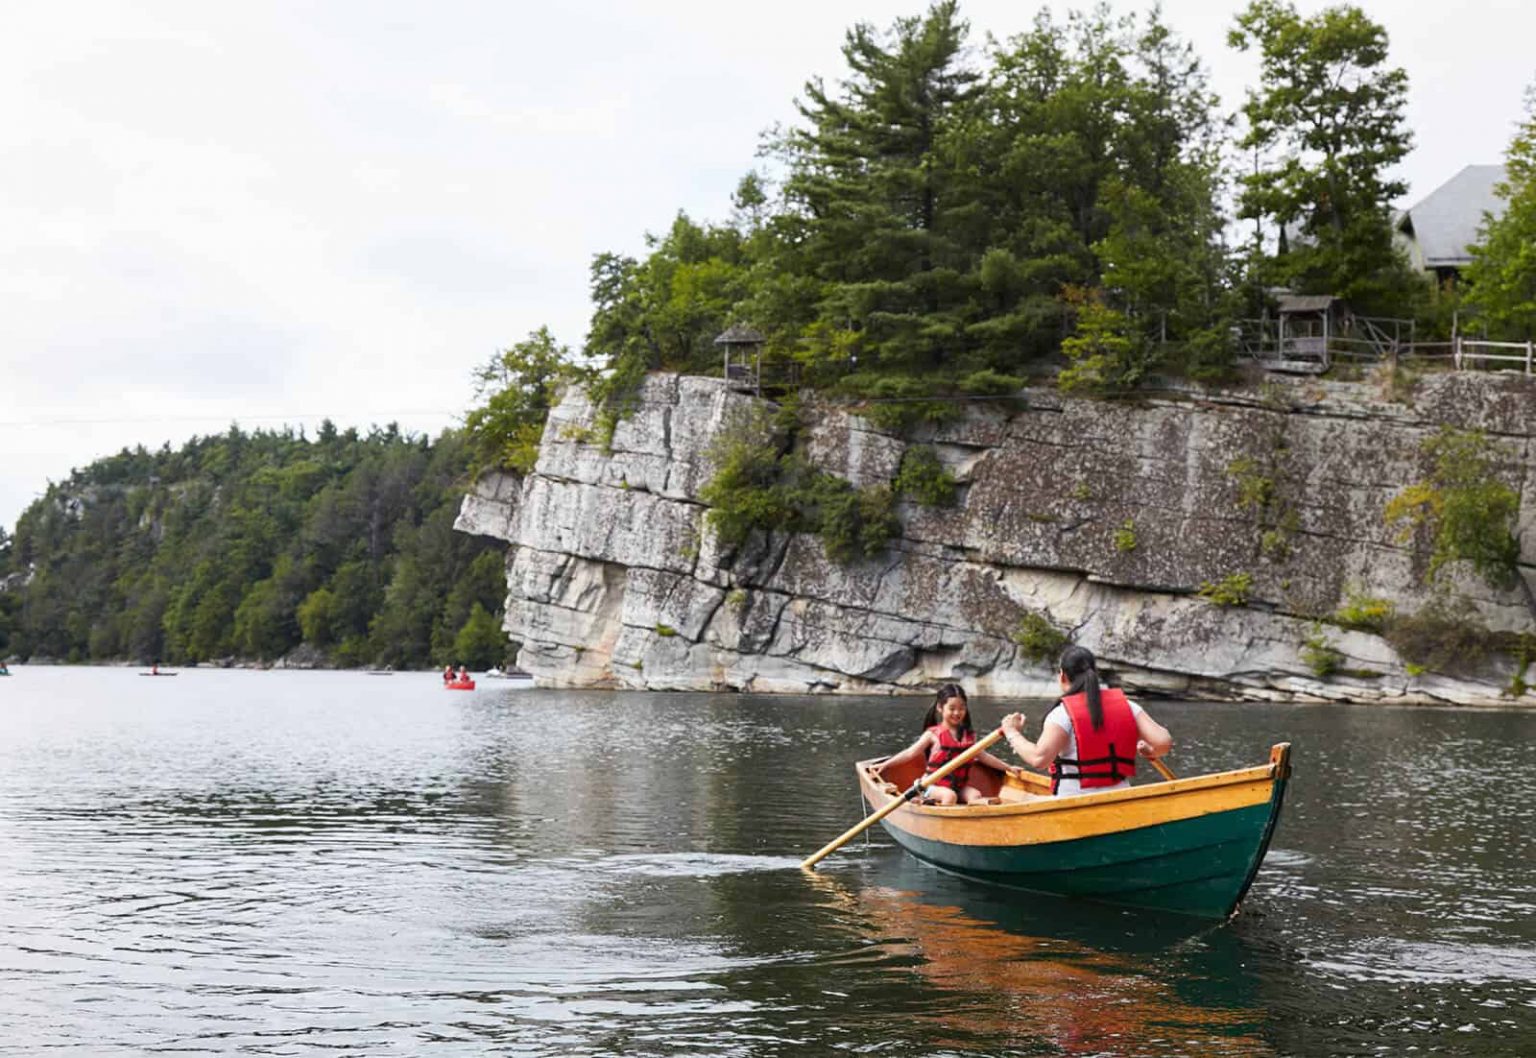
[1272,294,1346,373]
[715,324,765,394]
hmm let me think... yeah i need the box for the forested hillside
[0,423,509,669]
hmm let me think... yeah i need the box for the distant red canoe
[444,679,475,690]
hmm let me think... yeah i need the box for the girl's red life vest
[924,724,976,789]
[1050,687,1139,794]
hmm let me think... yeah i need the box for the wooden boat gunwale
[856,745,1289,822]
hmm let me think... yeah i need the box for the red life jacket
[924,725,976,790]
[1050,687,1139,794]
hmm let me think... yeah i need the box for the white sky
[2,0,1532,532]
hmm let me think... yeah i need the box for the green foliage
[1335,588,1395,633]
[451,602,508,670]
[1197,572,1253,607]
[1382,599,1491,675]
[1383,428,1521,591]
[1059,287,1147,394]
[2,424,502,668]
[816,482,900,563]
[1011,611,1069,666]
[1505,634,1536,696]
[1226,457,1274,513]
[654,624,677,637]
[464,326,587,475]
[1300,623,1342,677]
[580,4,1232,415]
[1113,520,1137,553]
[697,408,795,548]
[698,408,899,563]
[1229,0,1426,314]
[1465,85,1536,338]
[894,446,957,507]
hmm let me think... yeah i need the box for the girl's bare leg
[960,784,1000,805]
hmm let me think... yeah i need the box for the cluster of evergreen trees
[507,0,1533,431]
[0,424,510,669]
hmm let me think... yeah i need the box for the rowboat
[855,743,1292,920]
[444,678,476,691]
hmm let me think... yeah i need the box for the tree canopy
[0,425,508,668]
[1464,85,1536,338]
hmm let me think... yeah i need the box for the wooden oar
[1148,756,1177,781]
[801,728,1005,871]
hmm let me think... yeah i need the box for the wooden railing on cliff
[1237,324,1536,377]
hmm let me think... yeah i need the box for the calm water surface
[1,669,1532,1056]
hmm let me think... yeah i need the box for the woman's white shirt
[1043,698,1145,796]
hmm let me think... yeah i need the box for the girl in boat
[874,683,1022,805]
[1001,645,1172,796]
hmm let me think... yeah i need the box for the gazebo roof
[713,325,765,345]
[1276,294,1342,314]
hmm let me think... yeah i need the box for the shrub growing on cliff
[1335,587,1395,633]
[699,408,794,547]
[894,446,957,507]
[1226,456,1274,513]
[1113,520,1138,553]
[1300,623,1342,678]
[1384,428,1523,598]
[813,480,899,562]
[1382,599,1491,675]
[1197,572,1252,606]
[700,408,898,562]
[1011,611,1069,666]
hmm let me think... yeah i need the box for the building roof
[1396,165,1508,268]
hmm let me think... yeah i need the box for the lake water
[1,668,1532,1056]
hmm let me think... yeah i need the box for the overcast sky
[3,0,1532,533]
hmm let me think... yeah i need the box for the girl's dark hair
[921,682,971,733]
[1059,645,1106,730]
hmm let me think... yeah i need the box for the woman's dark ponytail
[1058,645,1104,730]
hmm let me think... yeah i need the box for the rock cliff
[455,371,1536,705]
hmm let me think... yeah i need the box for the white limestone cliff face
[455,372,1536,705]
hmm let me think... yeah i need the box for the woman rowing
[1001,645,1172,796]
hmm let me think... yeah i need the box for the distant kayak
[139,672,178,677]
[444,679,475,691]
[367,670,394,676]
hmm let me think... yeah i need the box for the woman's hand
[1001,712,1026,735]
[1137,739,1161,759]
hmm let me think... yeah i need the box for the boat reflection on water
[805,857,1276,1057]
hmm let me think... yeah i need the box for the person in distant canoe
[1000,645,1172,796]
[442,665,455,684]
[874,683,1022,805]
